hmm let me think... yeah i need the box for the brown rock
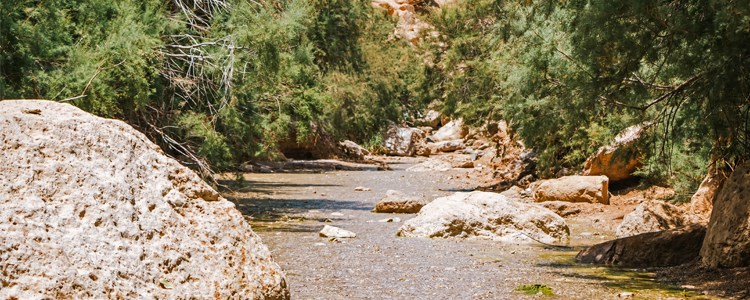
[576,224,706,267]
[0,100,289,299]
[373,190,426,214]
[532,175,610,204]
[583,124,646,182]
[616,200,687,238]
[701,162,750,268]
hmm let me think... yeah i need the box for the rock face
[576,224,706,267]
[616,201,687,238]
[373,190,426,213]
[689,168,725,224]
[384,125,425,156]
[532,175,610,204]
[701,162,750,268]
[397,191,570,244]
[429,118,467,142]
[0,100,289,299]
[339,140,370,160]
[583,124,645,182]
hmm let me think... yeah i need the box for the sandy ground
[219,156,727,299]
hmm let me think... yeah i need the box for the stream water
[220,157,715,299]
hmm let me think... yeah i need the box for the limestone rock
[616,200,687,238]
[532,175,610,204]
[577,225,706,267]
[701,162,750,268]
[339,140,370,160]
[319,225,356,238]
[384,125,425,156]
[373,190,426,214]
[397,191,570,244]
[427,139,465,153]
[429,118,467,142]
[583,124,646,182]
[688,169,725,224]
[0,100,289,299]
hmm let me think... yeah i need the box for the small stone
[617,292,634,298]
[330,212,344,216]
[319,225,356,238]
[354,186,371,191]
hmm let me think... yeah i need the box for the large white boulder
[384,125,425,156]
[397,191,570,244]
[0,100,289,299]
[429,118,467,142]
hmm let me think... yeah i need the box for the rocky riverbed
[220,156,718,299]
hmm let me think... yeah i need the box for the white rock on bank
[397,191,570,244]
[0,100,289,299]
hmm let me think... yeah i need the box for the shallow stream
[220,157,716,299]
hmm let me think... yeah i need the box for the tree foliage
[2,0,748,195]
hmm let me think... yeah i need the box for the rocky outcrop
[397,191,570,244]
[339,140,370,160]
[701,162,750,268]
[532,175,610,204]
[384,125,426,156]
[689,168,726,224]
[616,201,687,238]
[429,118,467,142]
[373,190,426,213]
[0,100,289,299]
[576,224,706,267]
[583,124,646,182]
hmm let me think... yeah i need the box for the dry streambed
[221,157,716,299]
